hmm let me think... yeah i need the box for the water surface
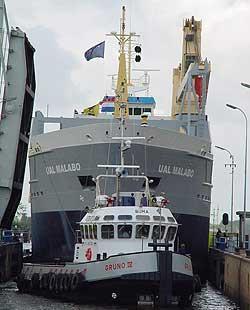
[0,283,239,309]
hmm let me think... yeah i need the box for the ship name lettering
[46,166,56,175]
[105,261,133,272]
[135,209,148,214]
[46,162,81,175]
[158,164,194,178]
[158,164,171,174]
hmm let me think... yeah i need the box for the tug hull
[18,251,194,307]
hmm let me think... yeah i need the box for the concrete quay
[0,242,23,282]
[209,247,250,309]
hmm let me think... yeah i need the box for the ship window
[101,225,114,239]
[95,216,100,221]
[152,225,166,240]
[205,160,212,183]
[135,225,150,239]
[80,225,84,239]
[129,108,133,115]
[78,176,96,189]
[84,225,89,239]
[136,215,150,221]
[153,216,166,222]
[134,108,141,115]
[118,225,132,239]
[93,224,97,239]
[166,226,177,242]
[89,225,93,239]
[118,215,132,221]
[121,196,135,206]
[143,177,161,189]
[143,108,151,113]
[104,215,114,221]
[167,217,175,223]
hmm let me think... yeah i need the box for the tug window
[152,225,166,240]
[104,215,114,221]
[118,215,132,220]
[167,217,175,223]
[166,226,177,242]
[136,215,150,221]
[80,225,85,239]
[118,225,132,239]
[93,224,97,239]
[101,225,114,239]
[84,225,89,239]
[89,225,93,239]
[153,216,166,222]
[135,225,150,239]
[134,108,141,115]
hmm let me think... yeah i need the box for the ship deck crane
[171,16,211,137]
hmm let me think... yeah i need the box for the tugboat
[17,105,194,308]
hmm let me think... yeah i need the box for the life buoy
[70,273,79,291]
[30,273,40,290]
[161,198,170,207]
[62,273,70,291]
[85,248,92,261]
[106,196,113,207]
[48,273,56,292]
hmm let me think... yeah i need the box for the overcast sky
[6,0,250,222]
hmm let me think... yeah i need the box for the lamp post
[226,103,248,248]
[215,145,236,234]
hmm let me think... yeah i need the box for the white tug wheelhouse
[74,186,178,263]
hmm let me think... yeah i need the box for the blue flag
[84,41,105,61]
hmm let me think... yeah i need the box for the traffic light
[135,46,141,53]
[135,55,141,62]
[135,45,141,62]
[222,213,229,226]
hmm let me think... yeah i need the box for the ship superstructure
[29,8,212,282]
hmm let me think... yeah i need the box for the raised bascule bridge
[0,0,36,282]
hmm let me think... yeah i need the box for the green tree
[12,203,31,231]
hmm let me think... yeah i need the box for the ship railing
[94,173,151,208]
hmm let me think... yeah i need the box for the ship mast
[107,6,139,118]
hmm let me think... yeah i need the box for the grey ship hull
[29,120,212,281]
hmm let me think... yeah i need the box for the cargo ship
[29,7,212,282]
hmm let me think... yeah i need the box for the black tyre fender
[48,273,56,292]
[55,273,64,292]
[62,273,70,291]
[16,273,25,293]
[30,273,40,290]
[70,273,79,291]
[40,273,49,290]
